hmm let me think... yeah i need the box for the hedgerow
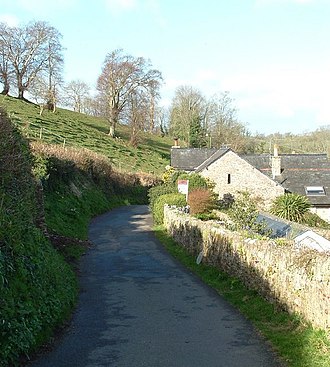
[153,193,186,224]
[0,109,77,366]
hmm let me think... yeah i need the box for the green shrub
[162,166,176,184]
[271,193,311,223]
[194,212,219,221]
[228,191,269,235]
[149,172,214,215]
[172,171,214,191]
[148,183,177,211]
[301,211,330,229]
[188,189,216,215]
[153,193,186,224]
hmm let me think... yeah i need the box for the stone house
[170,146,330,221]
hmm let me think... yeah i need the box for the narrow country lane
[29,205,283,367]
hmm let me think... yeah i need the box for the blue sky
[1,0,330,135]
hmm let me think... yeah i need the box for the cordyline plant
[271,193,311,223]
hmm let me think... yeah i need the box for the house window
[227,174,231,184]
[305,186,326,196]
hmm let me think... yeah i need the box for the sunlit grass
[0,94,172,175]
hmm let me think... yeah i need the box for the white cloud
[220,65,330,128]
[0,14,20,26]
[171,63,330,132]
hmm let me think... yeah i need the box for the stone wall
[310,206,330,223]
[164,205,330,332]
[199,150,284,209]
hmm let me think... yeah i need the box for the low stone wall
[164,205,330,332]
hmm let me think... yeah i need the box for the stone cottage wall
[164,205,330,332]
[310,207,330,223]
[199,150,284,209]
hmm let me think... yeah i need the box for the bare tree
[169,86,208,147]
[146,80,161,133]
[97,49,162,137]
[29,27,64,112]
[44,26,64,111]
[6,21,55,99]
[125,90,149,147]
[0,21,64,102]
[208,91,248,151]
[64,80,90,113]
[83,95,104,116]
[0,22,14,95]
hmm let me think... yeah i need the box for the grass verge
[153,225,330,367]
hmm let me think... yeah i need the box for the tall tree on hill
[169,86,208,147]
[97,49,162,137]
[64,80,90,113]
[44,26,64,111]
[146,79,162,133]
[208,91,248,151]
[29,26,64,112]
[0,22,14,95]
[125,89,149,147]
[5,21,63,100]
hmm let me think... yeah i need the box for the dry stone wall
[164,205,330,332]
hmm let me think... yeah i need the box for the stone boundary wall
[164,205,330,332]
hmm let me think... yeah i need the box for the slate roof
[170,148,330,206]
[170,148,218,171]
[242,153,330,171]
[242,154,330,206]
[195,148,230,173]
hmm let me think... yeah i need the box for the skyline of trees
[1,20,329,152]
[0,21,64,107]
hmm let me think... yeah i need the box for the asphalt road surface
[29,205,283,367]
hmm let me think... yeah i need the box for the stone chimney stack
[271,144,281,178]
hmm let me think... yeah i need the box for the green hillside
[0,95,172,175]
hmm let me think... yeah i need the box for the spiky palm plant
[271,193,311,222]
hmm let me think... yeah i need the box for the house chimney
[172,137,180,148]
[271,144,281,178]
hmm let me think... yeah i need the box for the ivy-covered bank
[0,109,154,366]
[0,110,78,366]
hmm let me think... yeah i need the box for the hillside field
[0,95,172,175]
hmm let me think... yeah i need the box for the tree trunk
[18,88,24,99]
[1,87,9,95]
[108,107,119,137]
[108,125,115,137]
[47,100,55,112]
[1,81,10,95]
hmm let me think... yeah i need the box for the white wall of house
[199,150,285,209]
[310,207,330,223]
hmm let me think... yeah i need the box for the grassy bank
[153,226,330,367]
[0,110,78,366]
[35,142,152,242]
[0,94,171,174]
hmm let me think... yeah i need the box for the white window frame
[305,186,326,196]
